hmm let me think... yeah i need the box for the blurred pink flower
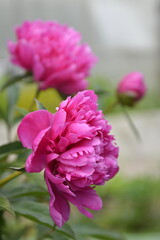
[17,90,119,227]
[8,20,97,95]
[117,72,147,104]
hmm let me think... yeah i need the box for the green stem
[121,104,141,141]
[0,171,23,188]
[104,99,119,114]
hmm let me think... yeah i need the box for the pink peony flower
[117,72,147,105]
[8,20,97,95]
[17,90,119,227]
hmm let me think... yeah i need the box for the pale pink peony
[8,20,97,95]
[17,90,119,227]
[117,72,147,103]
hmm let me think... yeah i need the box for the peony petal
[64,187,102,218]
[18,40,34,70]
[75,188,102,211]
[17,110,54,149]
[33,57,45,81]
[67,123,93,141]
[56,78,88,95]
[25,127,51,172]
[45,166,64,184]
[50,109,66,139]
[45,167,75,196]
[8,41,16,54]
[45,176,70,227]
[25,152,46,172]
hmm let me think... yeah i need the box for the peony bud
[117,72,147,106]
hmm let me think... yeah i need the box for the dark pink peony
[17,90,119,227]
[8,20,97,95]
[117,72,147,105]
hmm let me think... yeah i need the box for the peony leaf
[13,201,53,228]
[0,72,31,91]
[0,161,11,174]
[0,105,7,122]
[9,166,26,172]
[0,193,15,216]
[73,224,125,240]
[0,83,19,127]
[13,201,76,239]
[4,184,48,199]
[0,141,24,160]
[56,223,76,240]
[6,84,20,126]
[35,99,46,110]
[15,106,29,116]
[37,225,72,240]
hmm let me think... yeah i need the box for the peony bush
[0,19,147,240]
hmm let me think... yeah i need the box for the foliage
[0,31,155,240]
[75,176,160,233]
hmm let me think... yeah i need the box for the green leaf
[0,72,31,91]
[37,225,72,240]
[13,201,53,228]
[0,161,11,174]
[56,223,76,239]
[0,105,6,122]
[9,166,26,172]
[13,201,76,239]
[6,84,20,126]
[4,184,48,199]
[15,106,29,116]
[35,99,47,110]
[73,225,124,240]
[44,231,71,240]
[6,226,31,240]
[0,193,15,216]
[0,141,24,160]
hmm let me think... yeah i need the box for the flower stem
[0,171,23,188]
[121,104,141,141]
